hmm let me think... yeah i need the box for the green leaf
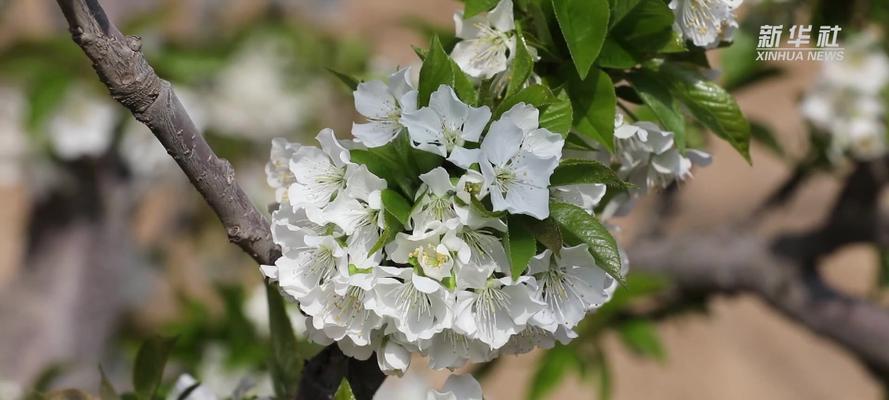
[98,366,119,400]
[132,336,177,400]
[382,189,413,226]
[464,0,500,18]
[418,36,455,107]
[630,69,686,150]
[607,0,641,27]
[597,38,638,69]
[528,345,584,400]
[334,378,357,400]
[326,68,359,91]
[549,201,624,283]
[617,319,666,362]
[750,121,785,157]
[507,26,535,98]
[471,197,507,219]
[506,215,538,279]
[565,68,616,152]
[452,59,480,105]
[552,0,609,79]
[550,159,630,191]
[524,218,563,254]
[26,71,72,132]
[494,84,555,118]
[597,0,674,68]
[266,283,303,399]
[538,89,574,137]
[659,62,751,162]
[370,211,404,254]
[350,148,412,195]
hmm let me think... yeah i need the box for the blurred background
[0,0,886,399]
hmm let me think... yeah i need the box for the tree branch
[54,1,383,397]
[55,0,276,265]
[630,228,889,378]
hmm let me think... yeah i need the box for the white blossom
[321,164,386,237]
[420,329,494,370]
[411,167,461,232]
[377,339,413,376]
[373,371,431,400]
[387,221,462,282]
[266,138,302,203]
[427,374,483,400]
[401,85,491,167]
[669,0,740,48]
[446,219,508,290]
[479,104,563,219]
[526,245,614,332]
[47,87,116,160]
[300,272,383,347]
[453,277,544,349]
[288,129,352,209]
[800,33,889,161]
[207,37,312,139]
[452,0,517,79]
[498,325,576,356]
[263,234,346,300]
[614,115,711,193]
[353,68,418,147]
[369,266,454,342]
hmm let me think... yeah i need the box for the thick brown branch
[55,0,276,265]
[630,228,889,377]
[55,1,382,397]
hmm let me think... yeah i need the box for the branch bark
[630,227,889,378]
[55,0,276,265]
[54,1,382,398]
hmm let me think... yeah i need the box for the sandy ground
[0,0,883,398]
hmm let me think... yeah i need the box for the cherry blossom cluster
[593,113,713,217]
[263,68,621,375]
[262,0,713,392]
[801,32,889,161]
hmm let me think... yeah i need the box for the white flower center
[394,281,433,323]
[538,263,583,321]
[306,246,337,283]
[468,23,512,71]
[681,0,720,35]
[460,230,495,265]
[439,329,473,353]
[473,286,512,340]
[326,285,369,324]
[494,166,516,194]
[442,125,464,152]
[410,244,451,269]
[426,193,455,221]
